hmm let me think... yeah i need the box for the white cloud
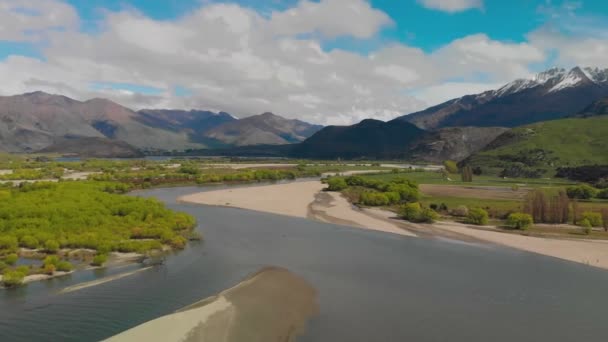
[0,0,552,125]
[269,0,393,39]
[417,0,484,13]
[0,0,78,41]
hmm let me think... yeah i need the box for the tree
[579,219,592,235]
[20,235,39,249]
[524,189,549,223]
[566,185,598,199]
[461,166,473,182]
[466,208,489,225]
[451,205,469,217]
[572,200,581,225]
[506,213,534,230]
[443,160,458,174]
[399,203,439,223]
[601,208,608,232]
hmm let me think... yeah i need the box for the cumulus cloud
[0,0,79,41]
[417,0,484,13]
[0,0,553,125]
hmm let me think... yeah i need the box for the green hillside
[464,116,608,177]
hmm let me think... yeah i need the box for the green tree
[579,219,592,235]
[56,261,73,272]
[506,213,534,230]
[461,166,473,182]
[466,208,489,225]
[443,160,458,174]
[566,185,598,199]
[20,235,39,249]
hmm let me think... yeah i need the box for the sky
[1,0,608,125]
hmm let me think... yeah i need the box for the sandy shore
[106,267,318,342]
[179,181,325,218]
[179,180,608,271]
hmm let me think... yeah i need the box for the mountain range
[398,67,608,129]
[0,92,322,155]
[1,66,606,163]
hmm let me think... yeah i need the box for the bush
[400,202,421,221]
[451,205,469,217]
[466,208,489,225]
[56,261,73,272]
[582,212,603,227]
[360,192,390,206]
[5,253,18,266]
[597,189,608,199]
[20,235,39,249]
[419,208,440,223]
[566,185,598,200]
[0,236,18,252]
[169,236,187,249]
[579,219,592,235]
[91,254,108,266]
[443,160,458,174]
[400,203,439,223]
[0,261,6,272]
[44,240,60,253]
[43,263,56,275]
[2,269,26,287]
[326,177,347,191]
[506,213,534,230]
[44,255,60,267]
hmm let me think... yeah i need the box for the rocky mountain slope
[574,96,608,118]
[398,67,608,129]
[203,112,322,146]
[38,136,143,158]
[0,92,321,154]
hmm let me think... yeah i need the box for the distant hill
[463,116,608,176]
[574,96,608,118]
[0,92,323,155]
[291,119,426,159]
[203,112,322,146]
[0,91,203,153]
[397,67,608,129]
[39,136,143,158]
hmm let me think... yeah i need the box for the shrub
[326,177,347,191]
[169,236,187,249]
[0,236,18,252]
[400,203,439,223]
[597,189,608,199]
[91,254,108,267]
[582,212,603,227]
[44,240,60,253]
[466,208,489,225]
[443,160,458,174]
[20,235,39,249]
[43,263,56,275]
[5,253,18,266]
[400,203,422,221]
[56,261,73,272]
[2,270,26,287]
[419,208,440,223]
[566,185,598,200]
[451,205,469,217]
[579,219,592,235]
[360,192,390,206]
[44,255,60,267]
[0,261,7,272]
[506,213,534,230]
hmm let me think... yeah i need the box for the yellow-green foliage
[0,182,196,254]
[466,208,489,225]
[582,212,603,227]
[506,213,534,230]
[399,202,439,223]
[2,269,26,287]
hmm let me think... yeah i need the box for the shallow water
[1,185,608,341]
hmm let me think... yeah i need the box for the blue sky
[1,0,608,124]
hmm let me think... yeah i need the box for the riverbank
[105,266,318,342]
[179,180,608,270]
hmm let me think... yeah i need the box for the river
[1,184,607,341]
